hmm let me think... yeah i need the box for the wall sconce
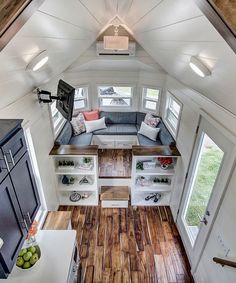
[189,56,211,78]
[26,50,49,71]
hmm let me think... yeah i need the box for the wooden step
[100,186,129,208]
[43,211,72,230]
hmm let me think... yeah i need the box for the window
[164,93,182,138]
[74,86,88,110]
[50,101,65,136]
[142,87,161,112]
[98,86,133,108]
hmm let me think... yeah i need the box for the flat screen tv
[56,79,75,121]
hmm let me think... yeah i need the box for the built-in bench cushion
[100,111,137,124]
[137,133,162,146]
[69,132,93,146]
[136,112,146,126]
[158,120,176,146]
[93,124,137,135]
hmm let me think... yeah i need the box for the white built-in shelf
[136,167,175,176]
[50,146,99,206]
[59,191,98,206]
[131,191,170,206]
[135,184,172,192]
[131,148,180,207]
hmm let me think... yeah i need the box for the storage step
[100,186,129,208]
[43,211,72,230]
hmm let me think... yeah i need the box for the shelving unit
[131,146,181,206]
[50,145,99,206]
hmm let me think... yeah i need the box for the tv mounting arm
[36,88,62,103]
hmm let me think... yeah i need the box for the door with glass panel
[177,116,235,268]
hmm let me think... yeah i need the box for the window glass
[98,86,133,108]
[142,87,160,112]
[74,86,88,110]
[164,93,182,138]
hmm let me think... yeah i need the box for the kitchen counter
[0,230,76,283]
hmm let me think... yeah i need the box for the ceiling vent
[96,41,136,56]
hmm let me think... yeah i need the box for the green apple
[28,246,36,254]
[29,253,39,265]
[18,248,27,257]
[22,262,31,269]
[16,257,24,267]
[23,251,32,262]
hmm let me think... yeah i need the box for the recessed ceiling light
[189,56,211,78]
[26,50,49,71]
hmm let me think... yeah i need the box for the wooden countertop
[132,145,181,156]
[49,145,98,156]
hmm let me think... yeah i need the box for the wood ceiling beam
[0,0,45,52]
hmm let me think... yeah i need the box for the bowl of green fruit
[16,245,41,270]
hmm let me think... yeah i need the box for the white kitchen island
[0,230,77,283]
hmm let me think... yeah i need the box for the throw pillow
[84,117,107,133]
[138,121,160,141]
[144,113,160,128]
[83,110,99,121]
[70,113,86,135]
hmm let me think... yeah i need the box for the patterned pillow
[144,113,160,128]
[70,113,86,135]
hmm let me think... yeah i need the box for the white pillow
[84,117,107,133]
[138,121,160,141]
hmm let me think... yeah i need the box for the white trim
[141,85,162,114]
[97,84,134,110]
[163,91,182,139]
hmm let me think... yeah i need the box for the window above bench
[74,85,88,111]
[142,86,161,113]
[98,85,133,109]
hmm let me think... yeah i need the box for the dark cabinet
[10,152,40,227]
[0,176,28,277]
[0,120,40,278]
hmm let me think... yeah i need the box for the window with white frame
[50,101,65,136]
[142,87,161,112]
[98,86,133,108]
[164,92,182,138]
[74,86,88,110]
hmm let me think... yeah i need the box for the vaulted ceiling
[0,0,236,114]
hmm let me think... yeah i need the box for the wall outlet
[217,235,230,257]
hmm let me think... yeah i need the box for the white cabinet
[92,135,137,149]
[50,145,99,206]
[131,146,181,206]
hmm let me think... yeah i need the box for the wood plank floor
[98,149,132,178]
[58,205,194,283]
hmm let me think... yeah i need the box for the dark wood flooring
[98,149,132,178]
[58,205,194,283]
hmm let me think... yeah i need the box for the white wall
[0,79,61,211]
[162,75,236,283]
[63,69,166,113]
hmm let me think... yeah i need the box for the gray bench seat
[55,111,176,147]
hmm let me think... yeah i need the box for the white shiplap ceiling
[0,0,236,114]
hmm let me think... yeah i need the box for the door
[10,152,40,228]
[2,129,27,171]
[0,175,27,276]
[177,116,236,268]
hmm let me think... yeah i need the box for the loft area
[0,0,236,283]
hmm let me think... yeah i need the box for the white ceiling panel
[20,11,95,41]
[79,0,117,25]
[39,0,101,32]
[135,16,223,43]
[131,0,202,33]
[122,0,163,27]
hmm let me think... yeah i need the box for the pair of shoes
[145,192,161,203]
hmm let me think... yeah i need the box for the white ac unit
[96,41,136,56]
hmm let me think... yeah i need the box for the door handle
[9,150,15,166]
[20,219,29,230]
[25,212,32,224]
[198,214,208,225]
[3,155,10,172]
